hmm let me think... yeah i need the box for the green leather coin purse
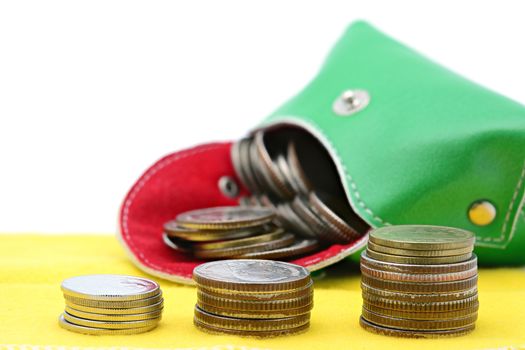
[119,21,525,283]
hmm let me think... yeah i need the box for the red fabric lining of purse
[118,142,361,282]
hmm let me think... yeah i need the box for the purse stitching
[121,145,225,274]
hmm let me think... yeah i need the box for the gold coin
[59,314,158,335]
[360,251,478,274]
[61,274,160,301]
[361,274,478,294]
[197,289,313,311]
[197,301,313,319]
[363,303,479,320]
[176,206,275,230]
[360,264,478,282]
[64,292,162,308]
[63,312,161,329]
[194,318,310,338]
[194,306,310,331]
[198,280,314,301]
[235,239,319,260]
[361,307,477,331]
[361,283,477,302]
[366,249,472,265]
[367,240,473,257]
[64,306,163,321]
[362,293,478,312]
[64,299,164,315]
[359,316,475,338]
[194,233,295,259]
[164,221,269,242]
[193,260,312,293]
[194,228,285,250]
[369,225,475,250]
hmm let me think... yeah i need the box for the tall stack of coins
[360,225,479,338]
[193,260,313,337]
[163,206,318,260]
[59,274,164,335]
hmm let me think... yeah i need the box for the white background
[1,1,524,234]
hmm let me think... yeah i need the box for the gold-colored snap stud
[468,200,496,226]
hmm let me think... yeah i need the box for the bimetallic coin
[309,192,360,242]
[363,303,479,320]
[193,228,286,250]
[362,293,479,312]
[197,289,313,311]
[359,317,475,338]
[360,283,477,303]
[59,314,157,335]
[165,221,269,242]
[193,233,295,259]
[176,206,275,230]
[366,249,472,265]
[360,251,478,274]
[360,264,478,282]
[367,240,473,257]
[236,239,319,260]
[64,306,163,321]
[361,307,477,331]
[64,292,162,308]
[198,301,313,319]
[361,274,478,294]
[61,274,160,301]
[369,225,475,250]
[193,259,311,292]
[194,306,310,331]
[194,318,310,338]
[64,299,164,315]
[63,312,161,329]
[198,280,314,301]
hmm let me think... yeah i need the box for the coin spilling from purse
[192,260,313,337]
[163,129,370,260]
[59,275,164,335]
[359,225,479,338]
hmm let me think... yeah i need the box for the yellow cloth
[1,234,525,350]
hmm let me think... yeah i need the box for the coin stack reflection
[193,260,313,337]
[360,225,479,338]
[59,274,164,335]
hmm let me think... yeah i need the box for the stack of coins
[231,131,368,245]
[193,259,313,337]
[360,225,479,338]
[59,274,164,335]
[163,206,319,260]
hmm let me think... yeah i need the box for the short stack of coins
[360,225,479,338]
[193,259,313,337]
[59,274,164,335]
[163,206,318,260]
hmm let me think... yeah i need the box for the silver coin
[287,142,312,195]
[239,138,263,193]
[237,238,319,260]
[276,154,302,195]
[290,196,341,242]
[309,192,360,241]
[176,206,275,230]
[193,259,311,291]
[162,232,192,253]
[277,203,316,238]
[61,274,160,301]
[231,139,251,190]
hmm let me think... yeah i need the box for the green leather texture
[260,21,525,265]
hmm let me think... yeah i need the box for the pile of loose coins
[232,130,367,245]
[59,274,164,335]
[359,225,479,338]
[163,206,319,260]
[193,259,313,337]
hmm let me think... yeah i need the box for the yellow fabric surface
[1,234,525,350]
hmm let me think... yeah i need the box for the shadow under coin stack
[360,225,479,338]
[193,259,313,337]
[59,274,164,335]
[163,206,318,260]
